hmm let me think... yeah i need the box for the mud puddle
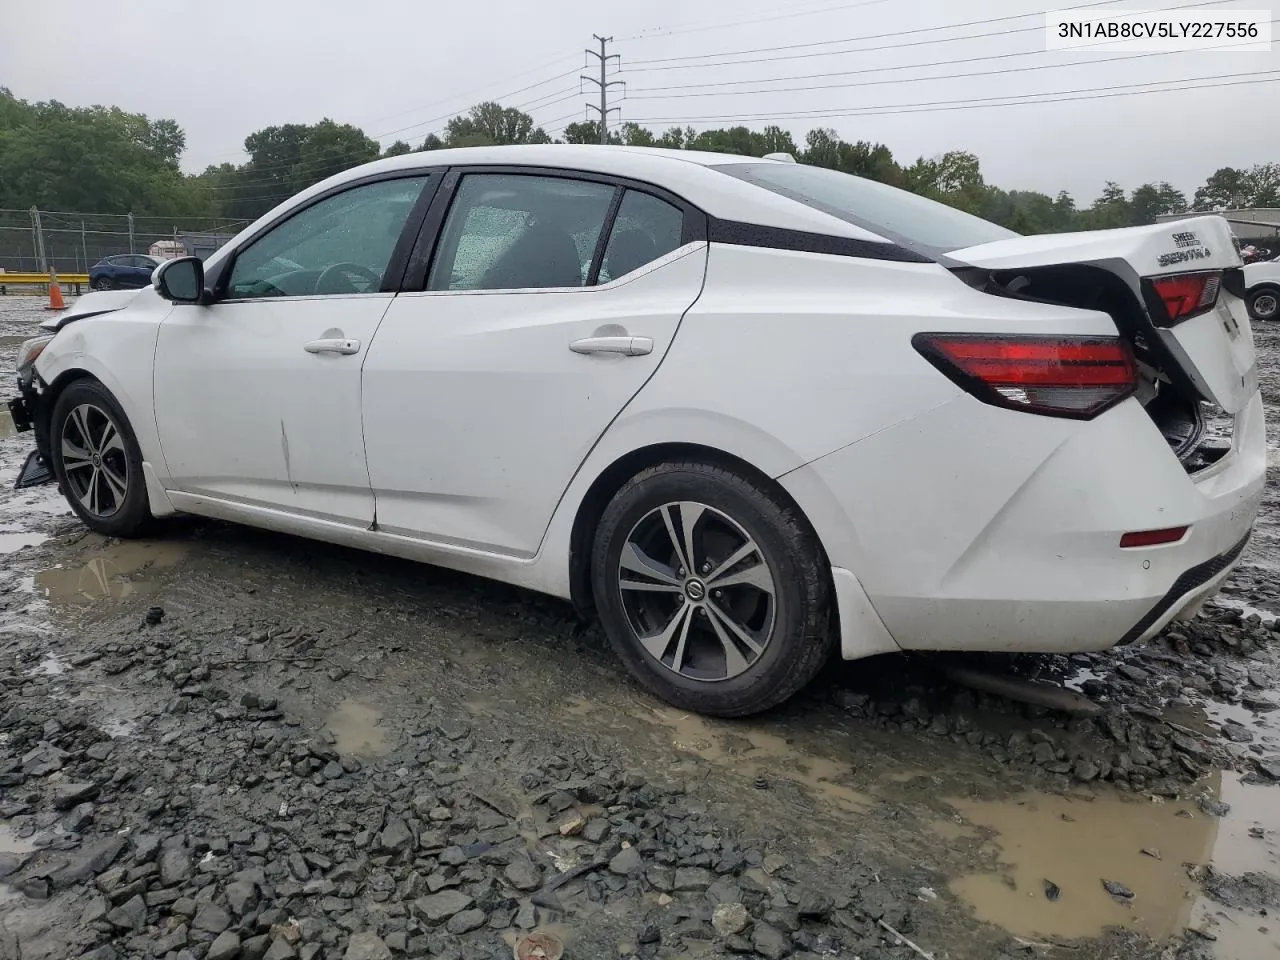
[326,699,390,756]
[0,408,14,439]
[948,691,1280,955]
[0,530,46,554]
[33,538,187,604]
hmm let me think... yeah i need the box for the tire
[591,460,833,717]
[90,275,114,291]
[49,379,153,538]
[1247,286,1280,322]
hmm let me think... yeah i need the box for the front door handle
[304,337,361,355]
[569,335,653,357]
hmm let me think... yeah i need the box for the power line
[620,0,895,42]
[623,71,1280,124]
[622,0,1228,70]
[625,30,1277,100]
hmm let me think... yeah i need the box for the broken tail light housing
[1149,271,1222,325]
[912,333,1138,419]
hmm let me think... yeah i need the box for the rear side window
[428,174,616,291]
[714,162,1017,257]
[599,190,685,283]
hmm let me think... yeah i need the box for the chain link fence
[0,208,251,273]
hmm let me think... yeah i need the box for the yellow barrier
[0,272,91,294]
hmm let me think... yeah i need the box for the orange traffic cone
[46,271,67,311]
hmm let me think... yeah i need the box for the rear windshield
[713,162,1017,258]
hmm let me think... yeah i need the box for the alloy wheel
[60,403,130,518]
[617,501,777,682]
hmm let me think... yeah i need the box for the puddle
[633,703,872,815]
[0,529,46,554]
[0,824,36,856]
[34,539,187,604]
[948,785,1219,941]
[0,407,14,439]
[326,700,389,756]
[26,653,66,677]
[1063,667,1106,692]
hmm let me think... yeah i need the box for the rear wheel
[591,460,833,717]
[49,380,152,538]
[1247,286,1279,321]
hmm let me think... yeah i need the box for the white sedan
[9,145,1266,717]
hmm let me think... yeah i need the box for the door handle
[304,337,361,355]
[569,335,653,357]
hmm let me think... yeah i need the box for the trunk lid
[949,215,1256,414]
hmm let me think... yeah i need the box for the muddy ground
[1,295,1279,960]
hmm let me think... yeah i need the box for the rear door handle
[569,335,653,357]
[304,338,361,355]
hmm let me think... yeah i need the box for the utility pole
[127,212,135,254]
[30,207,47,273]
[582,35,623,145]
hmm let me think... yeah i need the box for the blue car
[89,254,161,291]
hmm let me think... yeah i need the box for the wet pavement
[1,295,1279,959]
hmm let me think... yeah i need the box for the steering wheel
[315,262,382,295]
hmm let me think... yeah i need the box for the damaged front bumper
[8,378,53,489]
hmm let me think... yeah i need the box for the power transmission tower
[582,35,624,145]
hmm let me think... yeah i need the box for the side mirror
[153,256,206,303]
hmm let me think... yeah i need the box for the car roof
[225,144,889,255]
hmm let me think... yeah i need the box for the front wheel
[90,275,115,292]
[1247,286,1279,321]
[49,380,153,538]
[591,461,833,717]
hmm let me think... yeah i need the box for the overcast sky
[4,0,1278,203]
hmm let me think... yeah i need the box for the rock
[608,846,643,875]
[504,858,542,891]
[1198,795,1231,818]
[159,844,192,886]
[106,894,147,931]
[263,940,298,960]
[752,922,793,959]
[712,903,751,937]
[1256,756,1280,780]
[674,867,713,890]
[242,935,271,960]
[193,902,234,934]
[1043,879,1061,902]
[0,852,29,879]
[344,933,392,960]
[379,817,413,853]
[208,931,242,960]
[514,900,536,929]
[1242,693,1278,712]
[52,781,98,810]
[1117,664,1150,683]
[795,888,833,919]
[226,877,260,915]
[1102,879,1134,900]
[445,909,487,935]
[1073,759,1100,782]
[1171,733,1209,759]
[412,890,474,923]
[582,819,610,843]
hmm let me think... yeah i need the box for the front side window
[227,176,429,299]
[428,174,615,291]
[599,190,685,283]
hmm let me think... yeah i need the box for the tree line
[3,88,1277,237]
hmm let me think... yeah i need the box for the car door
[361,169,707,556]
[153,173,436,525]
[126,256,153,287]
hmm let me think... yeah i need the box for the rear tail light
[912,333,1138,419]
[1150,271,1221,323]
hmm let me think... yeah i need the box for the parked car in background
[89,254,160,290]
[8,145,1266,718]
[1242,252,1280,320]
